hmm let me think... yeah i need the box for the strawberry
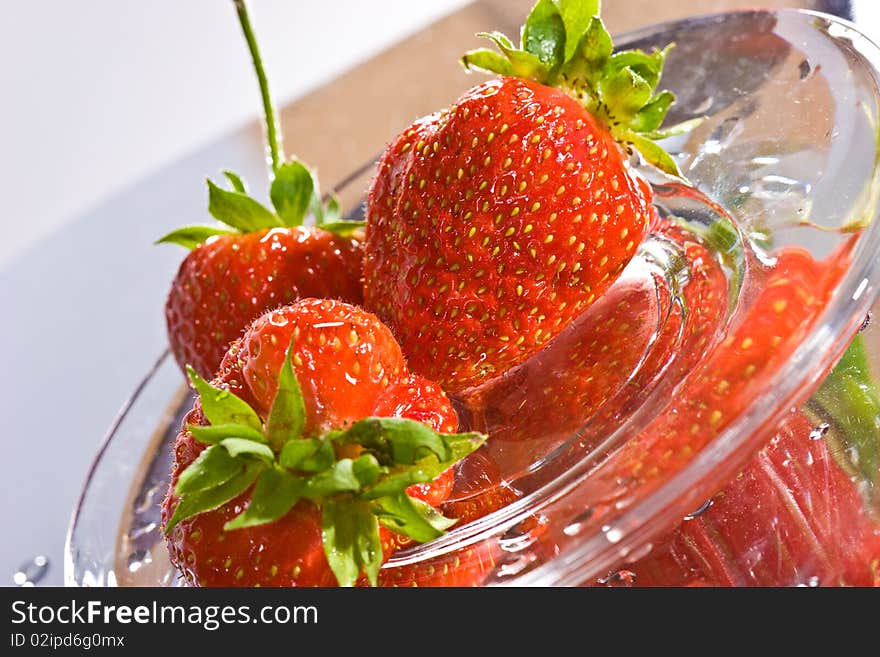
[440,449,521,524]
[612,245,852,484]
[375,449,520,587]
[162,298,486,587]
[158,0,363,379]
[619,410,880,587]
[527,241,860,580]
[454,215,727,478]
[163,224,363,379]
[377,540,503,588]
[363,0,695,392]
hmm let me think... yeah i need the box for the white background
[0,0,470,266]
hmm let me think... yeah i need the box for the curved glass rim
[385,7,880,584]
[503,8,880,585]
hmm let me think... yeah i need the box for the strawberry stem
[234,0,284,174]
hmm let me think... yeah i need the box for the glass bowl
[66,8,880,587]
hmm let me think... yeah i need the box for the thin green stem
[234,0,284,175]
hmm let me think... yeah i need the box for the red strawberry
[165,226,363,379]
[377,540,503,588]
[376,449,520,587]
[162,298,486,587]
[456,216,727,478]
[363,3,689,392]
[440,449,521,524]
[527,242,859,579]
[619,411,880,587]
[158,1,364,379]
[613,245,852,485]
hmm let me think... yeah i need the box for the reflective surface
[67,9,880,587]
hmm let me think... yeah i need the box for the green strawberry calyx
[156,1,362,250]
[164,343,487,587]
[155,163,362,250]
[461,0,701,178]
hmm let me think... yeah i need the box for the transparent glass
[66,9,880,587]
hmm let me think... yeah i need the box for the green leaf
[154,225,236,250]
[475,31,551,82]
[361,432,487,500]
[631,90,675,133]
[566,17,612,80]
[174,444,244,496]
[189,423,267,445]
[480,29,515,50]
[361,463,438,499]
[309,177,325,225]
[810,335,880,484]
[334,417,451,465]
[373,493,457,544]
[626,132,683,178]
[460,2,679,177]
[270,160,314,227]
[461,48,517,76]
[706,217,741,255]
[352,454,382,487]
[555,0,600,62]
[606,47,667,90]
[224,468,303,530]
[165,463,262,533]
[641,116,705,141]
[522,0,565,69]
[322,501,383,587]
[187,366,263,432]
[302,439,336,472]
[266,343,306,450]
[223,170,247,194]
[279,438,322,470]
[298,438,335,472]
[320,220,365,237]
[304,459,362,498]
[599,66,653,123]
[207,179,280,232]
[322,195,342,223]
[220,438,275,463]
[443,431,490,462]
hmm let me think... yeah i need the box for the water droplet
[130,522,157,540]
[684,499,714,520]
[127,549,152,573]
[135,483,163,514]
[496,552,538,578]
[693,96,714,114]
[602,525,623,544]
[563,507,594,537]
[809,423,830,441]
[500,521,538,552]
[13,555,49,586]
